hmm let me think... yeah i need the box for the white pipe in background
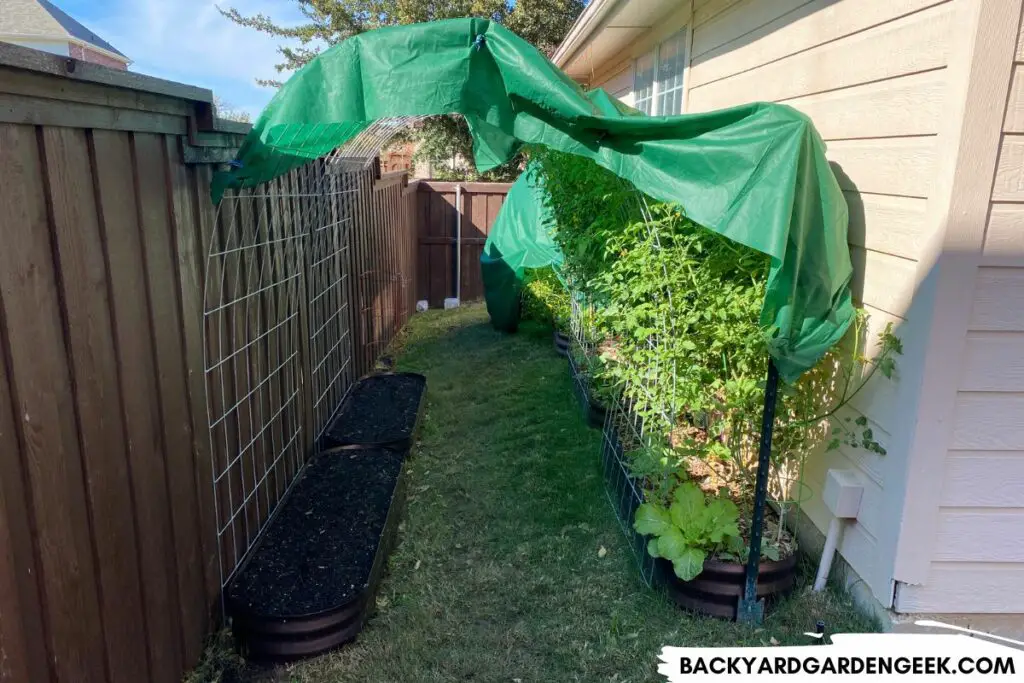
[444,184,463,309]
[455,183,462,303]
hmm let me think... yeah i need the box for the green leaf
[647,537,662,559]
[704,498,739,543]
[671,547,707,581]
[854,415,868,426]
[633,503,672,537]
[657,527,688,560]
[763,544,781,562]
[669,482,705,532]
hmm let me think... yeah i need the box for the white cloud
[80,0,314,119]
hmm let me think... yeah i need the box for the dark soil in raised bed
[227,449,403,618]
[324,373,425,448]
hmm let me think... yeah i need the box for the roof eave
[551,0,621,69]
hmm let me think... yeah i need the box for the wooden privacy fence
[415,180,512,307]
[0,42,418,683]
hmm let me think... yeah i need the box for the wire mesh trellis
[305,161,358,443]
[203,171,309,593]
[203,121,421,596]
[560,177,809,605]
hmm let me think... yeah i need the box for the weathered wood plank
[0,306,49,683]
[97,129,183,683]
[133,132,205,668]
[0,41,212,102]
[43,126,150,683]
[167,138,220,628]
[0,92,187,134]
[0,123,107,683]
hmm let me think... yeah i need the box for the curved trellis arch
[203,121,422,593]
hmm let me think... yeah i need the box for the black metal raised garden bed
[568,353,608,429]
[226,448,406,661]
[599,418,796,619]
[660,555,797,620]
[321,372,427,451]
[553,329,570,357]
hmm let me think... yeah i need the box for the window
[633,52,655,115]
[656,31,686,116]
[632,29,687,116]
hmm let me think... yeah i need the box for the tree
[220,0,583,178]
[214,95,252,124]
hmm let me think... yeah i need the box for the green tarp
[481,162,562,330]
[215,17,853,381]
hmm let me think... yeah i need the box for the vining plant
[531,148,902,580]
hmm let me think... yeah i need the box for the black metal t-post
[737,358,780,625]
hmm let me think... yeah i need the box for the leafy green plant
[520,267,570,329]
[533,149,903,567]
[633,482,741,581]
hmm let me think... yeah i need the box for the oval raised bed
[321,372,426,451]
[569,355,607,429]
[226,448,406,661]
[658,554,798,620]
[553,329,570,357]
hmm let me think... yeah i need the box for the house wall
[893,9,1024,616]
[590,0,963,608]
[69,42,127,70]
[597,62,633,105]
[1,37,68,56]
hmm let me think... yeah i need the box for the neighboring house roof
[0,0,128,61]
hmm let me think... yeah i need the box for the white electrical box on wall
[822,469,864,520]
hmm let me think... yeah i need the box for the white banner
[659,629,1024,682]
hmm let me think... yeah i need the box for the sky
[57,0,310,119]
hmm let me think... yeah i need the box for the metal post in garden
[737,358,780,625]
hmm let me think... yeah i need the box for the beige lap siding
[683,0,956,606]
[593,63,634,105]
[897,23,1024,610]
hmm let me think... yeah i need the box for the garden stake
[737,358,780,625]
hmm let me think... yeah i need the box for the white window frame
[631,28,688,116]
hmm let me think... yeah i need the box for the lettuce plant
[633,482,741,581]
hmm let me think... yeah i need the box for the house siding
[596,63,633,105]
[894,18,1024,615]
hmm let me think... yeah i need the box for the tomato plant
[533,149,902,569]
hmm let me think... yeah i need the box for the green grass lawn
[191,304,876,683]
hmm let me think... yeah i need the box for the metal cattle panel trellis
[204,124,418,595]
[306,161,358,442]
[203,173,310,592]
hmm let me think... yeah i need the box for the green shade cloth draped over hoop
[214,17,854,381]
[480,161,563,329]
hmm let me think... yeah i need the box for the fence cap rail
[418,180,512,193]
[0,41,252,137]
